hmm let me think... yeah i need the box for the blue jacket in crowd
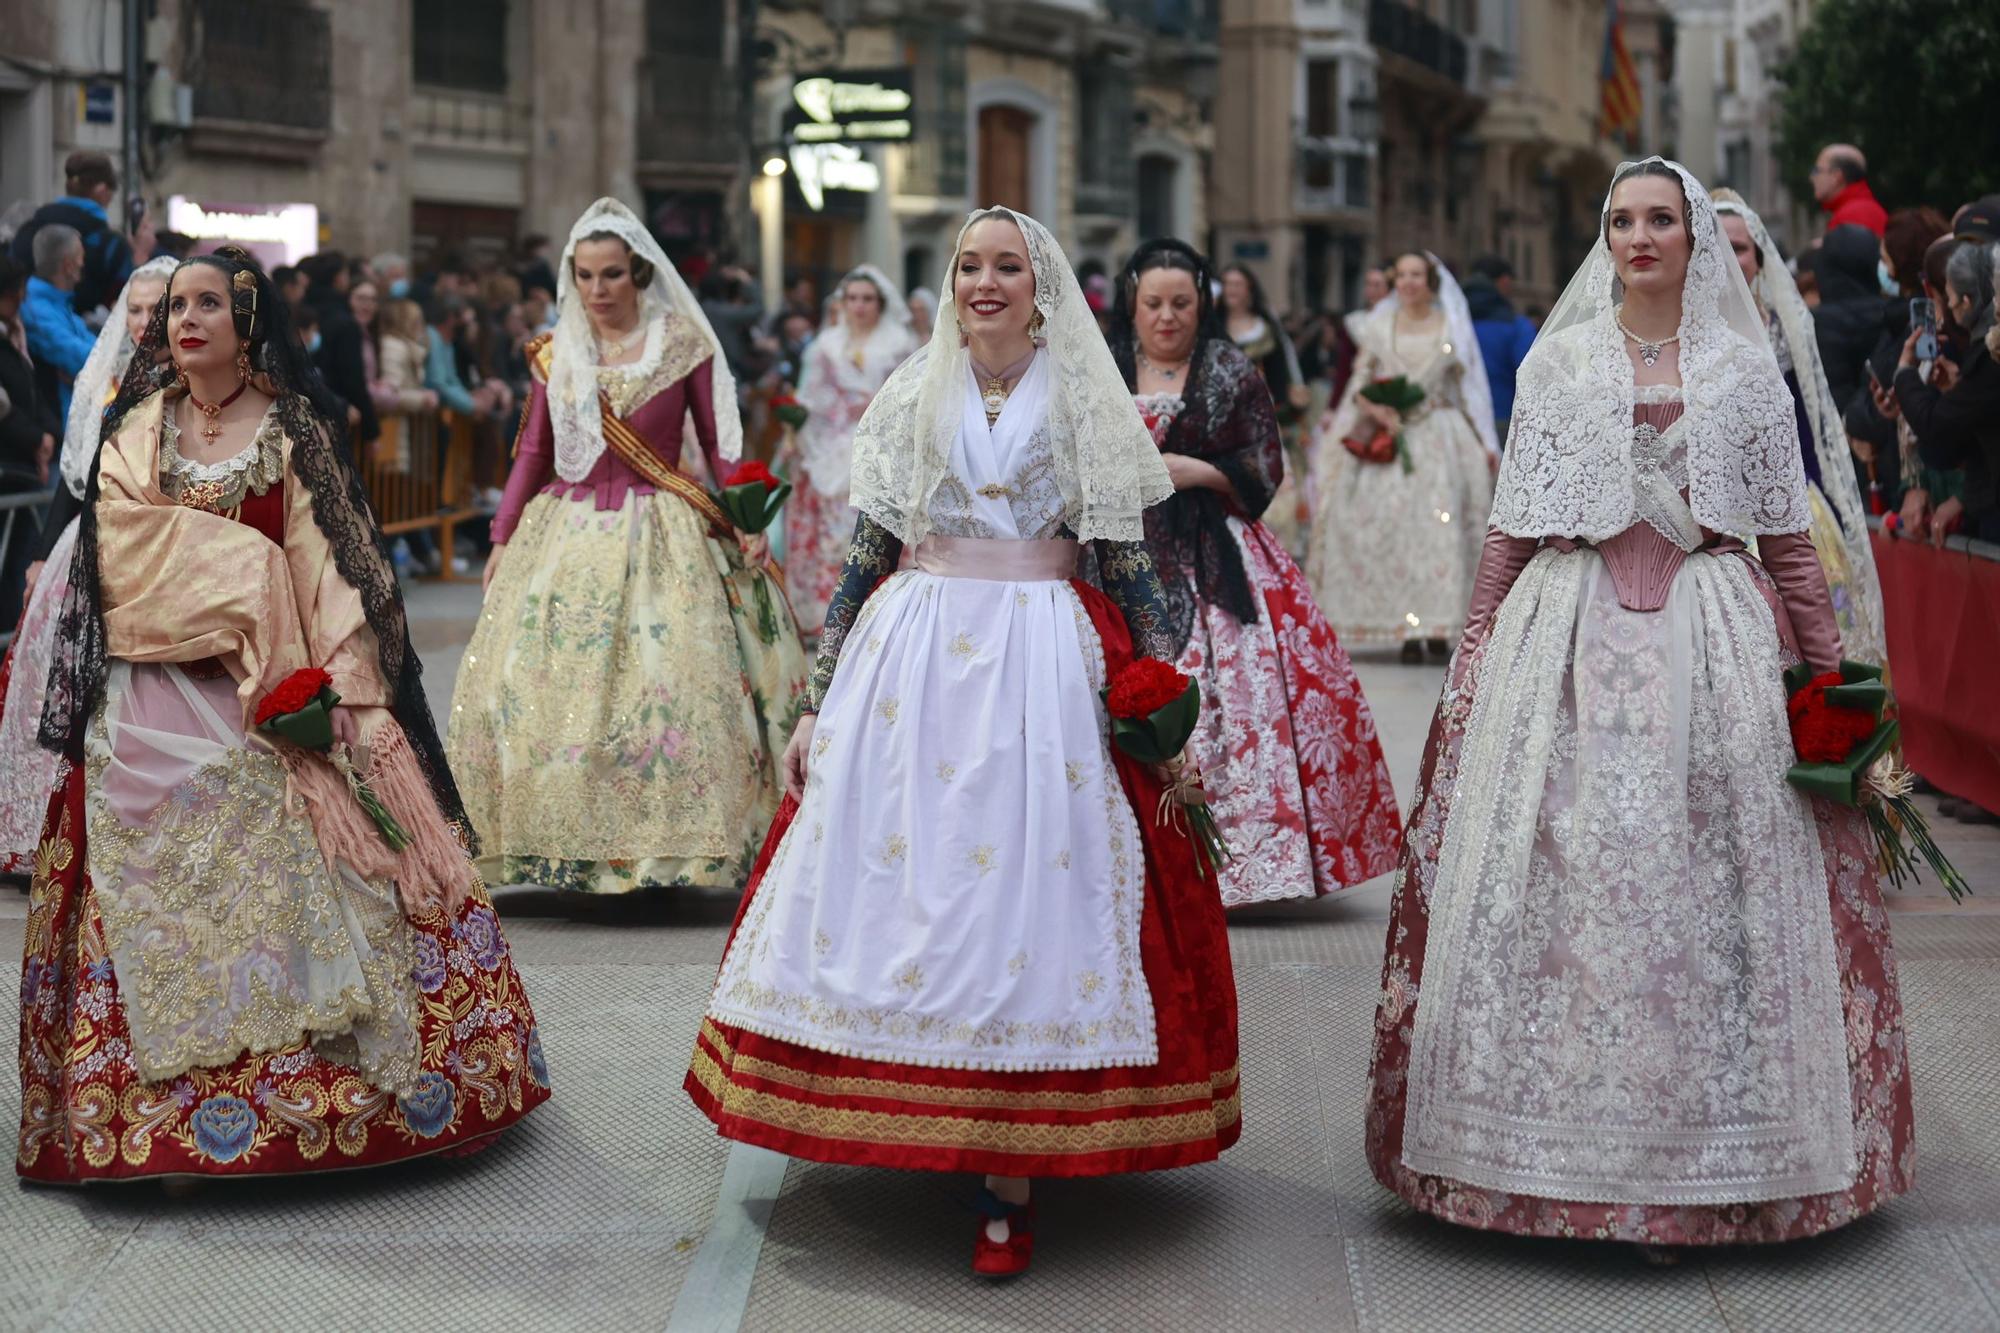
[22,275,95,420]
[1464,278,1538,425]
[8,195,134,316]
[425,325,479,415]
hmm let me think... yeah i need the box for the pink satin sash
[913,535,1080,582]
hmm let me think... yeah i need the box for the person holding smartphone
[1889,239,2000,543]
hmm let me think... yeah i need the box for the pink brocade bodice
[1463,395,1843,673]
[1545,397,1719,613]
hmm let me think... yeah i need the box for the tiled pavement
[3,580,1996,1332]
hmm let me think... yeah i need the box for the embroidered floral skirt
[17,665,550,1182]
[1182,517,1401,906]
[687,582,1240,1177]
[1306,410,1492,645]
[448,488,810,894]
[1366,547,1914,1242]
[0,515,78,874]
[782,473,853,641]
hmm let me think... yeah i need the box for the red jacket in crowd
[1822,179,1888,237]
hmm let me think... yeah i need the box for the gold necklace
[596,321,640,360]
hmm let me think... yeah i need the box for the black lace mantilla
[40,249,473,848]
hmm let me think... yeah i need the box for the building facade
[749,1,1217,309]
[1,0,747,272]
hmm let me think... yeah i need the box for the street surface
[5,579,1997,1332]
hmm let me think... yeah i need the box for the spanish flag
[1598,0,1642,143]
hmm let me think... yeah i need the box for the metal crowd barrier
[360,409,481,580]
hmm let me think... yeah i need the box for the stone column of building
[1212,0,1302,308]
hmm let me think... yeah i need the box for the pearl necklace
[1616,307,1680,367]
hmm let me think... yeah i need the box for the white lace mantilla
[1492,157,1810,541]
[849,206,1172,545]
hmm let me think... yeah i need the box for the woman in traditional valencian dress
[0,257,174,874]
[1110,240,1400,906]
[1220,265,1312,556]
[1713,190,1888,666]
[450,199,809,897]
[1308,253,1499,662]
[687,208,1240,1278]
[19,248,548,1182]
[1365,160,1912,1257]
[784,265,919,636]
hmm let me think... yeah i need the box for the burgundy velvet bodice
[491,357,720,545]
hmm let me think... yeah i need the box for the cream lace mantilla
[1492,158,1809,541]
[849,206,1171,545]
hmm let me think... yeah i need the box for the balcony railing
[187,0,331,134]
[410,89,531,148]
[637,53,742,169]
[1368,0,1470,85]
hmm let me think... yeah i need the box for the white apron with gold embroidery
[708,354,1157,1072]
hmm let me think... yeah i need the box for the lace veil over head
[62,256,178,500]
[823,263,913,357]
[847,206,1173,544]
[1362,253,1501,457]
[1491,157,1810,540]
[546,197,741,482]
[1712,188,1886,661]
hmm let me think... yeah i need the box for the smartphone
[1910,296,1939,364]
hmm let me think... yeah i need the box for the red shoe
[971,1187,1036,1279]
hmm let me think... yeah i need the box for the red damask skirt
[686,582,1242,1178]
[16,764,551,1183]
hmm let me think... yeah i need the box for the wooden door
[977,105,1034,212]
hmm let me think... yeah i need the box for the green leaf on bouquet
[258,687,342,750]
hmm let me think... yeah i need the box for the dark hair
[1470,254,1513,282]
[63,150,117,193]
[299,250,348,292]
[0,253,25,301]
[1922,234,1959,299]
[271,263,298,289]
[574,230,655,289]
[1883,207,1950,295]
[292,302,321,332]
[1111,239,1221,392]
[426,293,467,327]
[1603,160,1692,241]
[1392,251,1443,292]
[1221,263,1279,322]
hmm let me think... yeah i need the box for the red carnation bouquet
[256,667,410,852]
[717,459,792,536]
[770,393,808,429]
[1342,376,1422,475]
[1784,660,1965,901]
[1103,658,1231,877]
[717,460,793,640]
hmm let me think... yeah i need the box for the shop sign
[788,142,882,213]
[166,197,320,265]
[786,69,914,145]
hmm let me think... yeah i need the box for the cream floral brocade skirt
[447,488,810,894]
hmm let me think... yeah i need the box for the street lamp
[763,156,788,178]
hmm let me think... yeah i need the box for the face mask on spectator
[307,331,322,354]
[1877,260,1898,297]
[389,278,410,299]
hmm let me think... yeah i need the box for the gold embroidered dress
[447,317,810,894]
[18,391,549,1182]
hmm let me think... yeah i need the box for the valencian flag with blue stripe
[1598,0,1642,143]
